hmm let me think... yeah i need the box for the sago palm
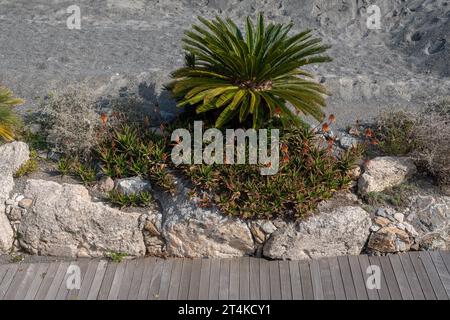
[168,14,331,129]
[0,86,23,141]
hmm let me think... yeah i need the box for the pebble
[18,198,33,209]
[394,212,404,223]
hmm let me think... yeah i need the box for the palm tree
[168,13,331,129]
[0,86,23,141]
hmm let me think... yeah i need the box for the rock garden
[1,12,449,263]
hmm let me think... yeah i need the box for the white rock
[263,206,371,260]
[0,141,30,253]
[18,180,146,258]
[115,176,152,195]
[394,212,405,223]
[153,179,254,258]
[358,157,417,195]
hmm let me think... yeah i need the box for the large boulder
[154,179,255,258]
[0,141,30,253]
[18,179,147,258]
[263,206,371,260]
[358,157,417,195]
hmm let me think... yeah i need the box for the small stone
[96,176,115,193]
[396,223,406,231]
[260,221,277,235]
[7,207,22,222]
[47,151,61,161]
[375,208,386,217]
[402,222,419,237]
[250,225,266,244]
[339,135,358,150]
[370,225,381,232]
[18,198,33,209]
[116,176,152,196]
[144,221,161,237]
[394,212,404,223]
[15,195,24,202]
[349,166,362,180]
[374,216,390,227]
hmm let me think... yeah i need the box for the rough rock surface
[0,142,30,253]
[1,0,449,128]
[154,179,255,258]
[263,206,371,260]
[368,194,450,253]
[18,179,146,257]
[359,157,417,195]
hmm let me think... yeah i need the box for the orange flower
[282,154,290,163]
[371,138,379,145]
[365,128,373,138]
[322,123,330,133]
[328,114,336,123]
[100,113,108,125]
[281,143,288,154]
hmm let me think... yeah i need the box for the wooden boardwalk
[0,251,449,300]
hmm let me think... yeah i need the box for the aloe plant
[168,14,331,129]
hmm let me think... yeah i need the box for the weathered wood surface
[0,252,448,300]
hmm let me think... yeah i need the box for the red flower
[322,123,330,133]
[275,107,282,115]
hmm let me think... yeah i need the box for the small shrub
[184,125,362,220]
[35,89,102,159]
[56,157,73,176]
[14,151,38,178]
[0,86,23,141]
[73,161,97,185]
[168,13,331,129]
[107,190,153,208]
[374,110,417,156]
[106,251,127,263]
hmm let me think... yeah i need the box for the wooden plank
[328,257,346,300]
[167,259,183,300]
[398,253,425,300]
[14,264,39,300]
[0,264,19,300]
[310,260,324,300]
[409,252,437,300]
[78,260,100,300]
[338,256,357,300]
[178,259,193,300]
[249,258,260,300]
[259,259,270,300]
[198,259,211,300]
[168,259,183,300]
[24,263,50,300]
[148,258,165,300]
[368,256,391,300]
[128,258,145,300]
[348,255,369,300]
[34,262,60,300]
[288,261,302,300]
[218,259,230,300]
[318,259,335,300]
[3,263,30,300]
[44,262,70,300]
[0,265,8,285]
[269,260,281,300]
[431,251,450,298]
[107,261,126,300]
[188,259,202,300]
[56,262,80,300]
[97,262,118,300]
[419,251,448,300]
[229,259,239,300]
[441,251,450,272]
[358,255,379,300]
[379,256,402,300]
[299,261,313,300]
[239,258,250,300]
[208,259,220,300]
[66,259,89,300]
[279,261,292,300]
[86,260,108,300]
[389,255,414,300]
[118,260,137,300]
[158,259,174,300]
[137,258,157,300]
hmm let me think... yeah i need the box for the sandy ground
[0,0,449,129]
